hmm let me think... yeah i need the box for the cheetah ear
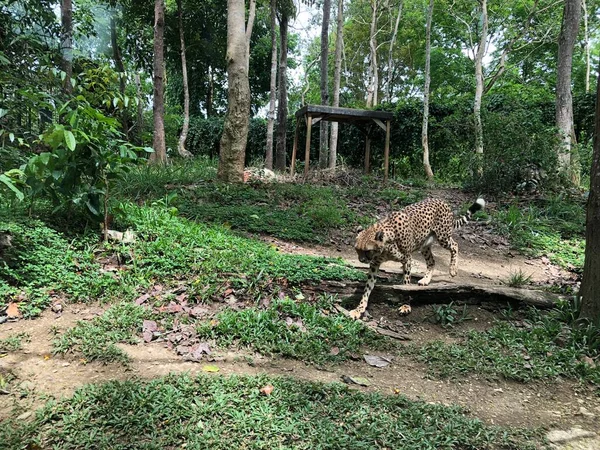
[375,231,385,242]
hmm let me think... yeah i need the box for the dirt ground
[1,195,597,448]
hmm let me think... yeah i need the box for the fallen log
[305,280,562,309]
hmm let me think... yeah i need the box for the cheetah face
[355,230,385,264]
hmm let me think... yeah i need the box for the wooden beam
[364,136,371,174]
[304,115,312,177]
[290,118,300,175]
[384,120,390,182]
[373,118,386,132]
[312,117,323,125]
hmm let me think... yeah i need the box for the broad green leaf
[8,133,14,143]
[0,174,24,200]
[64,130,76,151]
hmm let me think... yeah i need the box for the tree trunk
[385,0,403,103]
[265,0,278,170]
[556,0,582,180]
[206,66,214,117]
[366,0,379,108]
[473,0,487,162]
[60,0,73,95]
[580,61,600,321]
[319,0,331,169]
[217,0,252,182]
[111,14,129,138]
[582,0,590,94]
[329,0,344,170]
[177,0,193,158]
[275,13,289,172]
[422,0,434,180]
[135,71,144,144]
[150,0,167,164]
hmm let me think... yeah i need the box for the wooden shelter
[290,105,394,181]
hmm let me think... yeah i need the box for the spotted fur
[350,197,485,319]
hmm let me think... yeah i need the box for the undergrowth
[198,296,385,364]
[0,373,544,449]
[494,195,586,270]
[414,298,600,388]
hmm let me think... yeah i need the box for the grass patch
[494,195,586,270]
[0,219,123,317]
[0,333,30,352]
[198,297,385,364]
[0,373,543,449]
[53,302,154,364]
[414,300,600,387]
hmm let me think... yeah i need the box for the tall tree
[150,0,167,164]
[580,61,600,321]
[385,0,403,103]
[421,0,434,180]
[555,0,582,182]
[319,0,331,169]
[473,0,487,160]
[329,0,344,170]
[275,9,289,172]
[366,0,380,108]
[582,0,590,93]
[217,0,257,182]
[177,0,193,158]
[110,14,129,138]
[60,0,73,94]
[265,0,278,170]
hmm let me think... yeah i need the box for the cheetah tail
[453,198,485,230]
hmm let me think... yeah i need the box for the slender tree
[555,0,582,182]
[275,9,289,172]
[177,0,193,158]
[150,0,167,164]
[60,0,73,94]
[421,0,434,180]
[217,0,257,182]
[265,0,278,170]
[473,0,487,160]
[580,61,600,321]
[366,0,379,108]
[110,14,129,138]
[329,0,344,170]
[319,0,331,169]
[385,0,403,103]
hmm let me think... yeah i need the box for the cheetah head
[355,228,386,264]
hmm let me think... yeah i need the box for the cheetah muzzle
[350,197,485,320]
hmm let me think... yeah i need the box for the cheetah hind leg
[418,245,435,286]
[438,236,459,277]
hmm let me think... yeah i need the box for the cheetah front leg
[387,246,411,284]
[418,246,435,286]
[349,260,381,320]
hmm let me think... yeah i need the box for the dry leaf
[259,384,274,396]
[363,355,392,368]
[330,346,340,356]
[6,302,20,318]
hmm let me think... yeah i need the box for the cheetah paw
[418,278,431,286]
[349,309,363,320]
[449,267,458,277]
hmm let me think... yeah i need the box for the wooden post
[384,120,390,182]
[304,114,312,177]
[364,135,371,174]
[290,118,300,175]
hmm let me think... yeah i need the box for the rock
[547,428,597,444]
[576,407,596,419]
[17,411,33,421]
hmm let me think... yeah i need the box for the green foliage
[505,269,533,288]
[0,218,121,317]
[198,296,384,363]
[53,302,152,364]
[494,195,586,270]
[415,303,600,386]
[0,333,30,352]
[0,373,543,449]
[426,302,471,328]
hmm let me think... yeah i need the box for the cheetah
[350,197,485,319]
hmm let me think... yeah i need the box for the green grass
[494,195,586,270]
[0,219,124,317]
[0,333,30,352]
[198,296,385,364]
[414,301,600,387]
[53,302,154,364]
[113,157,425,243]
[504,268,533,288]
[0,373,544,449]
